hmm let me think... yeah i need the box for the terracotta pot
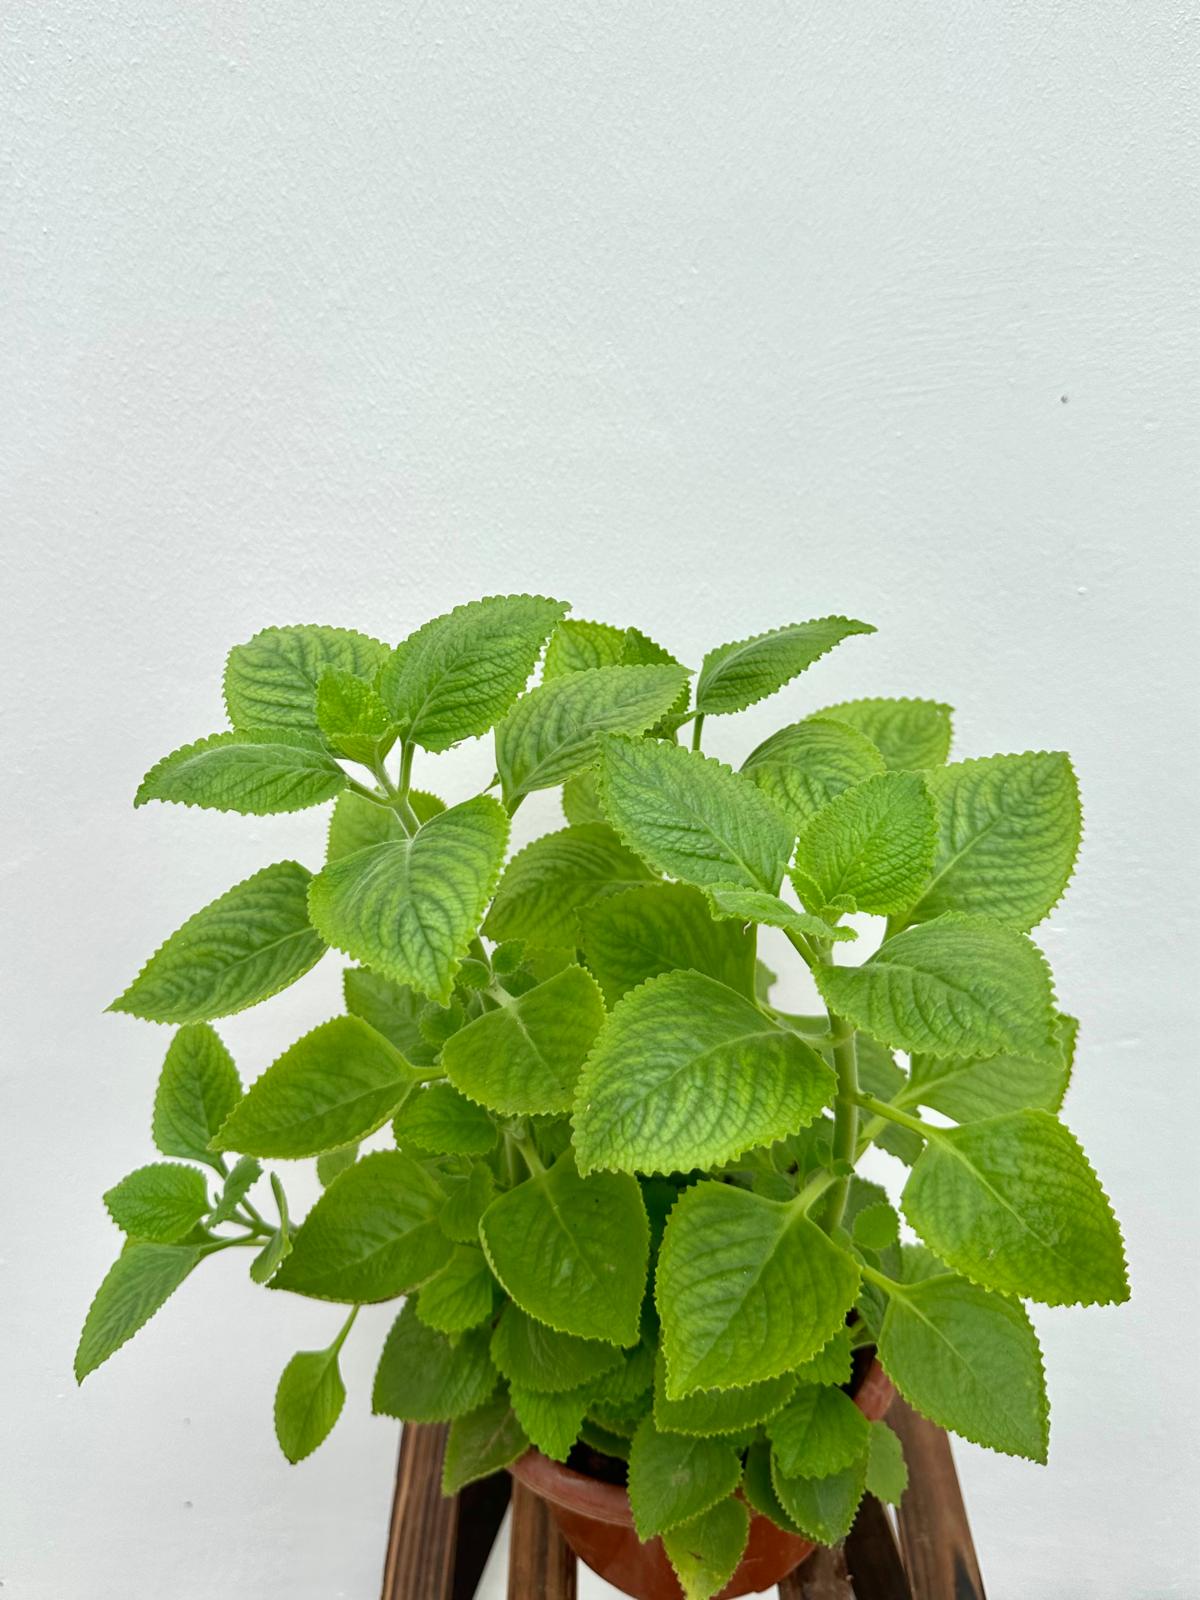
[509,1357,895,1600]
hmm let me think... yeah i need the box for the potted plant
[79,596,1127,1600]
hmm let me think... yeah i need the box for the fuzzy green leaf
[308,795,509,1004]
[103,1163,211,1243]
[225,625,389,733]
[442,1393,530,1494]
[152,1024,242,1164]
[490,1303,623,1394]
[372,1302,497,1422]
[135,730,347,815]
[208,1154,262,1224]
[864,1421,908,1505]
[900,753,1082,931]
[480,1152,648,1346]
[598,736,794,893]
[627,1417,744,1538]
[662,1498,751,1600]
[580,881,757,1006]
[574,971,834,1176]
[378,595,568,752]
[315,670,394,764]
[392,1082,497,1156]
[439,1162,497,1244]
[875,1273,1049,1460]
[791,772,937,916]
[484,822,655,949]
[741,717,888,832]
[417,1246,497,1333]
[543,618,630,677]
[742,1441,804,1535]
[325,791,408,863]
[695,617,875,717]
[703,886,855,945]
[815,914,1058,1061]
[496,664,689,806]
[789,1328,853,1388]
[274,1342,347,1463]
[110,861,325,1025]
[902,1110,1128,1306]
[343,967,438,1068]
[213,1016,414,1158]
[75,1243,202,1380]
[907,1015,1075,1122]
[509,1383,591,1461]
[815,698,953,771]
[656,1183,860,1396]
[771,1453,867,1545]
[768,1384,870,1478]
[272,1150,448,1302]
[444,965,606,1117]
[652,1352,795,1437]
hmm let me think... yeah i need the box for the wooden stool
[379,1399,985,1599]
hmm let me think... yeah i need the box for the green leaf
[580,882,758,1006]
[902,1110,1127,1306]
[599,736,794,893]
[573,971,834,1176]
[274,1339,348,1463]
[439,1161,497,1244]
[135,730,347,816]
[343,967,438,1068]
[377,595,568,752]
[372,1302,497,1421]
[224,625,389,733]
[250,1205,294,1284]
[864,1421,907,1505]
[208,1154,263,1224]
[272,1150,447,1302]
[768,1384,870,1478]
[393,1082,497,1156]
[815,698,953,771]
[326,791,407,862]
[900,753,1082,931]
[444,966,606,1116]
[852,1202,900,1253]
[662,1498,751,1600]
[480,1152,648,1345]
[110,861,325,1025]
[543,618,632,679]
[656,1183,860,1395]
[417,1246,497,1333]
[496,664,690,806]
[652,1352,795,1437]
[509,1383,591,1461]
[703,886,854,945]
[308,796,508,1005]
[490,1303,622,1394]
[213,1016,414,1158]
[771,1453,867,1545]
[103,1163,211,1243]
[815,914,1058,1061]
[315,670,395,765]
[789,1328,853,1388]
[75,1243,201,1380]
[875,1273,1049,1459]
[791,772,937,916]
[484,823,655,949]
[695,617,875,717]
[152,1024,242,1164]
[589,1337,656,1408]
[908,1014,1075,1122]
[742,1441,804,1535]
[741,717,888,832]
[315,1144,360,1188]
[561,771,607,825]
[627,1418,743,1538]
[442,1393,530,1494]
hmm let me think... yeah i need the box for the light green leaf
[627,1417,744,1538]
[580,882,759,1006]
[768,1384,870,1478]
[343,967,438,1067]
[656,1182,860,1395]
[865,1421,907,1505]
[110,861,325,1025]
[224,625,389,732]
[250,1181,294,1283]
[272,1150,448,1302]
[573,971,834,1176]
[480,1152,648,1346]
[274,1339,348,1463]
[853,1202,900,1253]
[695,617,875,717]
[208,1154,262,1224]
[589,1338,656,1408]
[791,772,937,916]
[325,791,407,863]
[703,885,854,944]
[392,1082,497,1156]
[598,736,794,893]
[771,1452,867,1545]
[315,1144,360,1188]
[490,1303,622,1394]
[652,1352,795,1437]
[902,1110,1127,1306]
[789,1328,853,1388]
[372,1302,498,1422]
[543,618,631,679]
[484,823,654,949]
[444,965,606,1116]
[75,1243,202,1380]
[152,1024,242,1165]
[562,770,607,825]
[815,698,953,772]
[417,1246,497,1333]
[741,717,888,832]
[509,1383,591,1461]
[308,795,509,1004]
[439,1162,497,1244]
[213,1016,415,1158]
[315,669,394,765]
[815,914,1058,1061]
[875,1273,1049,1460]
[496,664,690,806]
[442,1393,530,1494]
[662,1497,751,1600]
[103,1163,211,1243]
[742,1441,804,1535]
[135,730,347,815]
[900,753,1082,931]
[908,1015,1075,1122]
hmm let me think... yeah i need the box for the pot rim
[509,1352,895,1528]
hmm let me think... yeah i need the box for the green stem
[823,1010,859,1233]
[691,714,705,752]
[398,741,415,797]
[853,1092,932,1140]
[331,1304,360,1355]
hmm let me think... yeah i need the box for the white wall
[2,4,1196,1597]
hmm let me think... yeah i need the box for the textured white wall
[2,4,1196,1597]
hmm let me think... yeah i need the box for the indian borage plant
[79,596,1127,1600]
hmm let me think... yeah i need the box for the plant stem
[398,740,415,797]
[691,714,705,752]
[853,1092,932,1140]
[823,1009,859,1233]
[331,1304,359,1355]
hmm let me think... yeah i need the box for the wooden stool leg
[380,1424,458,1599]
[888,1400,986,1600]
[844,1494,912,1599]
[779,1543,853,1598]
[507,1478,577,1600]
